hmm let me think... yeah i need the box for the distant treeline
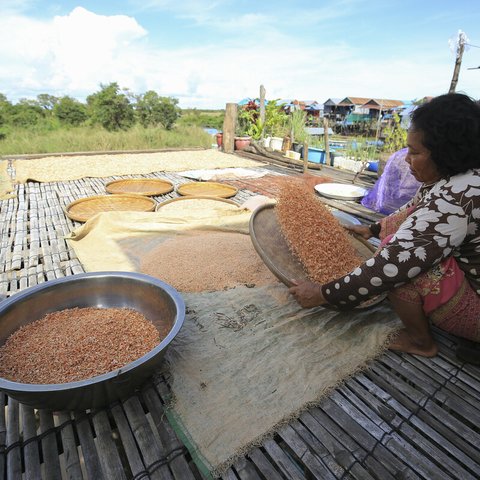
[0,82,225,136]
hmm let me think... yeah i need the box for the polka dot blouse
[322,169,480,308]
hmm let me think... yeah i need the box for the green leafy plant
[236,100,258,137]
[289,109,309,144]
[247,117,265,140]
[383,113,407,153]
[264,100,289,137]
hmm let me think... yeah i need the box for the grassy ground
[0,124,214,155]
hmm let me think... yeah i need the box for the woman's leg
[387,291,439,357]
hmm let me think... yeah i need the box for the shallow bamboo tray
[176,181,238,198]
[156,195,240,211]
[66,194,156,222]
[105,178,174,196]
[249,203,385,309]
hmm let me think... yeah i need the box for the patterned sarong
[378,208,480,342]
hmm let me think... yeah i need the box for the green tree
[9,100,45,127]
[54,96,88,126]
[0,94,12,127]
[36,94,59,111]
[87,82,135,131]
[136,91,180,130]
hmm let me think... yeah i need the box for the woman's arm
[322,189,468,308]
[289,280,327,308]
[345,224,376,240]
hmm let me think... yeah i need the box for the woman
[289,93,480,359]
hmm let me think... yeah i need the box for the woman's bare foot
[388,328,438,357]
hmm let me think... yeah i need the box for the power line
[465,42,480,48]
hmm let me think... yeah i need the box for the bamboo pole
[222,103,237,153]
[374,100,383,143]
[323,117,331,166]
[259,85,266,139]
[303,141,309,173]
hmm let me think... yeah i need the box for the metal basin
[0,272,185,411]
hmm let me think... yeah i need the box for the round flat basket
[249,203,385,309]
[105,178,174,196]
[176,181,238,198]
[156,195,240,211]
[66,194,156,222]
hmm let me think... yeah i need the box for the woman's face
[405,129,442,184]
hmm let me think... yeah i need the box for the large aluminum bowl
[0,272,185,411]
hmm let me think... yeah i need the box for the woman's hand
[289,280,327,308]
[344,224,373,240]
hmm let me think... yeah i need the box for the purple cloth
[362,148,421,214]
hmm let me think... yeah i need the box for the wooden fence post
[303,141,309,173]
[222,103,237,154]
[323,117,331,166]
[259,85,266,139]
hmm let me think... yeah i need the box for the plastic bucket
[305,147,325,164]
[270,137,283,151]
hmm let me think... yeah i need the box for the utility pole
[259,85,266,139]
[449,31,467,93]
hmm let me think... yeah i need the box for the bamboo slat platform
[1,161,480,480]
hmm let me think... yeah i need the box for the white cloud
[0,7,147,100]
[0,6,477,108]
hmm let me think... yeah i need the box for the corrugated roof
[291,99,319,106]
[323,98,342,105]
[339,97,372,106]
[400,105,417,116]
[365,99,404,109]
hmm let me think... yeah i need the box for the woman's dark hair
[410,93,480,176]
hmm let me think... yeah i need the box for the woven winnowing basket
[176,181,238,198]
[249,203,384,309]
[105,178,174,196]
[66,194,156,222]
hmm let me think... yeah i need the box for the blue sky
[1,0,479,108]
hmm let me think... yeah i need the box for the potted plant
[289,109,309,153]
[264,100,289,151]
[235,100,258,150]
[234,135,251,150]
